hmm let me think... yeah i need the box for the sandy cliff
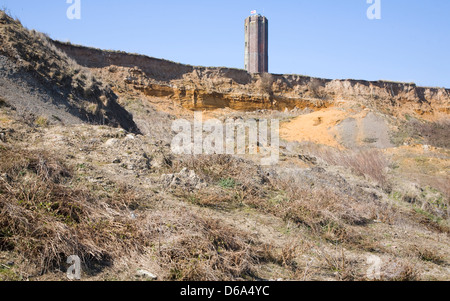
[55,41,449,119]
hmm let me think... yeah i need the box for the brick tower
[244,14,269,73]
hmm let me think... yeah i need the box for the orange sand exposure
[280,108,367,148]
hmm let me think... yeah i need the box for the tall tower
[244,14,268,73]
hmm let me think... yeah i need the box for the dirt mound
[0,11,139,133]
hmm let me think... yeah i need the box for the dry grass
[173,154,396,248]
[0,147,149,275]
[393,119,450,148]
[418,120,450,148]
[380,259,421,281]
[173,155,259,182]
[316,246,360,281]
[155,215,279,281]
[432,178,450,203]
[413,246,445,265]
[269,174,395,247]
[316,148,390,189]
[393,186,449,232]
[0,148,285,280]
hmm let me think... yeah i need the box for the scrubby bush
[392,119,450,148]
[315,148,390,188]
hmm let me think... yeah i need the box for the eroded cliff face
[54,41,450,119]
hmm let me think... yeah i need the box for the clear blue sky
[1,0,449,88]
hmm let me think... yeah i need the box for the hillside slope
[0,11,139,133]
[0,10,448,281]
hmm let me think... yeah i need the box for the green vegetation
[218,178,237,189]
[34,116,49,127]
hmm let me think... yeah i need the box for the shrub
[308,78,327,100]
[219,178,237,189]
[418,120,450,148]
[392,119,450,148]
[258,73,274,96]
[34,116,49,127]
[414,246,445,265]
[316,148,390,188]
[381,259,420,281]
